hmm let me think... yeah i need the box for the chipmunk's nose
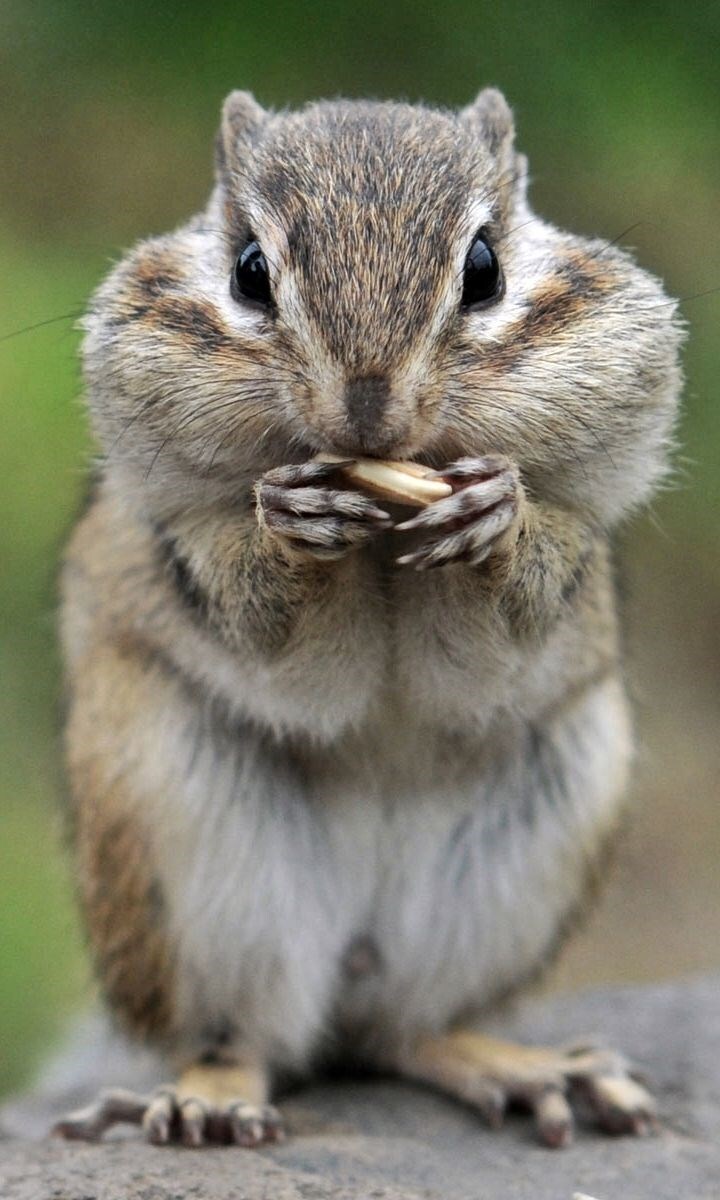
[344,374,392,453]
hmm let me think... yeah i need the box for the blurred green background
[1,0,719,1096]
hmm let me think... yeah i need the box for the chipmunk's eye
[231,240,272,306]
[461,231,502,309]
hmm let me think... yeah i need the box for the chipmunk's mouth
[315,428,425,463]
[308,406,436,464]
[304,407,452,466]
[324,410,413,459]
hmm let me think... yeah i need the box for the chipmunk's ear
[460,88,515,160]
[215,90,268,182]
[461,88,527,214]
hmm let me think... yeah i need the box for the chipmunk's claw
[395,454,522,570]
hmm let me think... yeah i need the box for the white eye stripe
[214,285,266,333]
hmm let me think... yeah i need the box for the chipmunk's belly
[163,679,629,1069]
[324,677,631,1053]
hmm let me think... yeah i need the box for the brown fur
[480,251,620,375]
[64,637,178,1043]
[55,87,683,1146]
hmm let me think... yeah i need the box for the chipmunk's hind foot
[398,1031,657,1148]
[53,1061,283,1148]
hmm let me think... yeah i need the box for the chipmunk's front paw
[394,455,523,570]
[256,460,391,561]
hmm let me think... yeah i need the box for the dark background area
[1,0,718,1095]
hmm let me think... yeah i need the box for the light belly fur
[149,676,631,1072]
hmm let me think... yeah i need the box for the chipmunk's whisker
[0,310,83,345]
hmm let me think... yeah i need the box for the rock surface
[2,975,719,1200]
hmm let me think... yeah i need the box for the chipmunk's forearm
[392,488,616,733]
[493,497,603,641]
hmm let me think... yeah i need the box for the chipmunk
[52,87,682,1149]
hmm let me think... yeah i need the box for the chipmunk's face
[210,93,527,463]
[84,89,679,513]
[226,98,517,460]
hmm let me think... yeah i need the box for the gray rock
[2,975,719,1200]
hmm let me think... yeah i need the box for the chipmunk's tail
[0,1013,167,1139]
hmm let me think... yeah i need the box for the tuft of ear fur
[460,88,515,159]
[215,90,268,182]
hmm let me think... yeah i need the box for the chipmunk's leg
[397,1031,656,1148]
[53,628,289,1149]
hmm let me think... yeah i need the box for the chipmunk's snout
[344,374,393,453]
[305,368,431,459]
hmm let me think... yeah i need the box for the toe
[52,1110,104,1142]
[228,1101,285,1147]
[474,1084,507,1130]
[179,1097,210,1147]
[533,1087,574,1149]
[259,1103,286,1143]
[228,1102,267,1147]
[432,454,512,483]
[583,1073,657,1136]
[260,460,351,488]
[143,1090,175,1145]
[53,1088,152,1142]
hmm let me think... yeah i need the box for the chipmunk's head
[85,89,681,518]
[211,88,526,460]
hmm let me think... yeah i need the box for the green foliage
[0,0,718,1096]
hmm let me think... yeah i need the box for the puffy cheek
[84,323,227,467]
